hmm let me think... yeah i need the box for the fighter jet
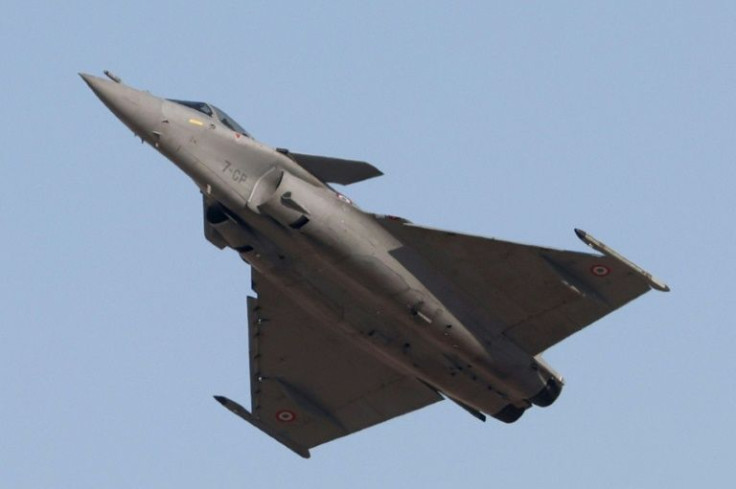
[81,71,668,458]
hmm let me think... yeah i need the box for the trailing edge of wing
[287,152,383,185]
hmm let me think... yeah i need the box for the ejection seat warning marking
[591,265,611,277]
[276,410,296,423]
[222,161,248,183]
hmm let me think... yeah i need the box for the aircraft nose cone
[80,72,163,144]
[79,72,96,87]
[79,73,123,108]
[79,72,101,92]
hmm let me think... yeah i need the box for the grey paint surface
[81,72,667,458]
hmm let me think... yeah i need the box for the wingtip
[213,395,239,414]
[651,282,671,293]
[574,228,588,243]
[213,394,312,459]
[574,228,671,293]
[213,395,227,405]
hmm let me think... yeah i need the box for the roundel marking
[275,410,297,423]
[590,264,611,277]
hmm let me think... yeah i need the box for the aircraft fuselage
[82,73,564,424]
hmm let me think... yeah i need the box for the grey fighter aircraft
[81,71,668,458]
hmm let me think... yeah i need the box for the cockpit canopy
[169,99,251,137]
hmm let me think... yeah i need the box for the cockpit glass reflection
[169,99,251,137]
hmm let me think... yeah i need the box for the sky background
[2,1,734,487]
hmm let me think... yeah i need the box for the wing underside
[376,219,664,355]
[217,270,441,457]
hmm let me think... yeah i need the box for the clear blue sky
[2,1,734,487]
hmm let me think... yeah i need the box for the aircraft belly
[221,171,549,412]
[237,206,542,414]
[254,259,516,417]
